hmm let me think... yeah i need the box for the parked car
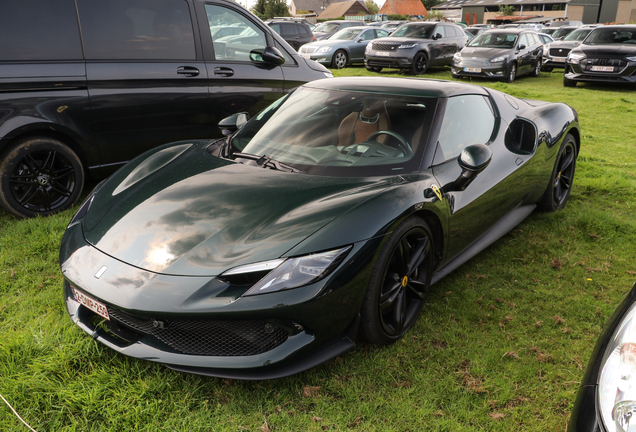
[542,27,595,72]
[538,32,555,45]
[299,26,389,68]
[465,27,488,38]
[265,19,315,50]
[381,20,409,32]
[451,29,543,82]
[60,76,581,380]
[365,22,468,74]
[313,20,363,41]
[552,25,580,41]
[564,25,636,87]
[541,27,560,37]
[0,0,332,218]
[568,282,636,432]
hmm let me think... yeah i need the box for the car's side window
[204,4,266,62]
[436,26,446,38]
[298,25,310,35]
[518,34,529,48]
[281,23,296,36]
[376,29,389,38]
[437,95,496,161]
[269,23,281,35]
[360,30,374,40]
[78,0,196,60]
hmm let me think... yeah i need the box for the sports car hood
[81,143,391,276]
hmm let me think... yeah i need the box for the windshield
[552,27,575,39]
[331,28,362,41]
[469,33,518,48]
[230,87,437,177]
[584,27,636,44]
[314,22,340,33]
[391,24,435,39]
[563,29,591,41]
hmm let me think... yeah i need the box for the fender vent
[505,119,536,155]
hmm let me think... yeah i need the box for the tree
[421,0,443,12]
[365,0,379,15]
[498,4,515,15]
[424,10,445,21]
[264,0,290,19]
[251,0,267,19]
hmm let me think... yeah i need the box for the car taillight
[312,36,316,41]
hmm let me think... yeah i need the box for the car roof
[484,28,529,35]
[303,77,490,98]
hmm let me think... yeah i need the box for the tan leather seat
[338,100,391,146]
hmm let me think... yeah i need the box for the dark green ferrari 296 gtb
[60,77,580,379]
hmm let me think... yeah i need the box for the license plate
[300,53,310,59]
[71,286,110,320]
[553,57,566,63]
[590,65,614,72]
[377,51,390,57]
[464,67,481,73]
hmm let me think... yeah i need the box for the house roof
[291,0,349,14]
[318,0,369,18]
[432,0,568,9]
[379,0,428,16]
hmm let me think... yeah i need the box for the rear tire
[359,216,434,345]
[0,137,84,218]
[538,134,577,212]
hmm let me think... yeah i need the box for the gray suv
[364,22,467,75]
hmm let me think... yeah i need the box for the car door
[195,1,285,132]
[351,29,376,61]
[78,0,210,175]
[430,95,526,261]
[428,25,446,65]
[516,33,533,74]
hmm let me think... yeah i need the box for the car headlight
[222,246,352,296]
[398,43,416,49]
[324,71,334,78]
[543,45,549,56]
[316,46,334,53]
[598,300,636,431]
[626,56,636,62]
[453,52,462,62]
[567,52,586,64]
[489,54,508,63]
[365,44,373,53]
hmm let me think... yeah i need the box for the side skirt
[431,204,536,285]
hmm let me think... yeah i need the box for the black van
[0,0,332,218]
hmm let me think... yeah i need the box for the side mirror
[433,33,442,40]
[250,46,285,66]
[453,143,492,191]
[218,112,249,136]
[518,44,526,50]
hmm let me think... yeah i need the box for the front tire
[0,137,84,218]
[410,52,428,75]
[563,76,577,87]
[538,134,577,212]
[331,50,348,69]
[360,216,434,345]
[366,66,382,73]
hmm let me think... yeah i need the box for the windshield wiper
[233,152,304,173]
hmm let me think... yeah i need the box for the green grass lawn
[1,67,635,431]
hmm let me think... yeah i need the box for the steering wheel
[366,130,413,156]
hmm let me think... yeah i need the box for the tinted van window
[77,0,196,60]
[0,0,82,61]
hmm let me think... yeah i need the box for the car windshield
[584,27,636,44]
[563,29,591,41]
[229,87,437,177]
[552,27,575,39]
[330,28,362,41]
[391,24,435,39]
[468,33,518,48]
[314,23,340,33]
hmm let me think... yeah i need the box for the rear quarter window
[0,0,82,61]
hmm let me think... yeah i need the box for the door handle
[214,67,234,77]
[177,66,200,77]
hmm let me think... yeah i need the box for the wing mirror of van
[250,47,285,66]
[218,112,249,136]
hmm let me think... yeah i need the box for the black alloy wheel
[332,50,348,69]
[360,216,434,345]
[538,134,577,212]
[410,52,428,75]
[0,137,84,218]
[506,62,517,83]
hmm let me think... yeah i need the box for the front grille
[107,306,288,356]
[372,42,400,51]
[583,58,626,72]
[549,48,570,57]
[461,59,490,67]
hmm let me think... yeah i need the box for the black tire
[563,76,577,87]
[531,58,541,77]
[365,66,382,73]
[538,134,577,212]
[331,50,348,69]
[360,216,434,345]
[410,52,428,75]
[505,62,517,83]
[0,137,84,218]
[542,66,553,72]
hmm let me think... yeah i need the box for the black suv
[564,25,636,87]
[0,0,331,218]
[364,22,467,74]
[266,19,315,50]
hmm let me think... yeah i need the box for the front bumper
[60,221,380,379]
[451,60,509,79]
[542,55,567,69]
[299,52,333,66]
[365,53,414,69]
[564,61,636,84]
